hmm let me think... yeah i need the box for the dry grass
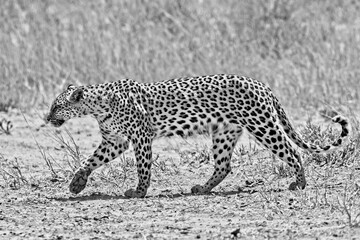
[0,0,359,111]
[0,155,28,190]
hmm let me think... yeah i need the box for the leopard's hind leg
[246,118,306,190]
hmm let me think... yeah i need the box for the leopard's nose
[45,114,51,123]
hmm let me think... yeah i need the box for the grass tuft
[50,128,83,172]
[0,155,28,190]
[0,118,13,135]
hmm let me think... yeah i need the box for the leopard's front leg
[69,137,129,194]
[124,135,153,198]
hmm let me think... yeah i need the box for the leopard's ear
[67,84,76,90]
[67,88,84,103]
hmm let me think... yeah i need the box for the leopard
[46,74,350,198]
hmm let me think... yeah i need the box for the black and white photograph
[1,0,360,239]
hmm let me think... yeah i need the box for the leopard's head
[46,85,111,127]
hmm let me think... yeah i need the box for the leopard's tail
[272,96,350,153]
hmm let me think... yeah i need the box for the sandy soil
[1,110,360,239]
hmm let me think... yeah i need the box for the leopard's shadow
[50,193,129,202]
[153,187,286,198]
[50,188,279,202]
[153,189,255,199]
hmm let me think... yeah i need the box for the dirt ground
[1,109,360,239]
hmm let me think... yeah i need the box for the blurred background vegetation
[0,0,359,112]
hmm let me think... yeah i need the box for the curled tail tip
[320,109,348,126]
[321,109,350,138]
[331,114,350,146]
[331,115,348,126]
[307,114,350,153]
[332,115,350,136]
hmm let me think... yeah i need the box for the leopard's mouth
[46,112,66,127]
[49,119,66,127]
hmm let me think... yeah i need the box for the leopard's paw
[288,181,306,191]
[191,185,209,194]
[69,167,91,194]
[124,188,147,198]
